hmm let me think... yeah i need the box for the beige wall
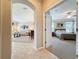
[28,0,43,48]
[1,0,11,59]
[0,0,1,59]
[0,0,62,59]
[43,0,63,11]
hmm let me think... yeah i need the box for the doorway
[11,1,36,59]
[44,0,77,59]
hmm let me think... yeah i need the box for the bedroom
[52,18,77,41]
[45,0,77,59]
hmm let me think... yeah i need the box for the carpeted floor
[46,37,76,59]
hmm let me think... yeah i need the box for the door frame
[11,0,38,49]
[12,1,38,59]
[43,0,64,48]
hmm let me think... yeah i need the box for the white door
[45,13,52,48]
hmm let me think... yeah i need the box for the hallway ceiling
[12,3,34,24]
[50,0,77,21]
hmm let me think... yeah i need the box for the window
[64,22,74,33]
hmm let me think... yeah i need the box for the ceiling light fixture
[62,10,76,18]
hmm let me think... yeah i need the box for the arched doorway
[12,3,35,42]
[11,0,38,59]
[1,0,44,58]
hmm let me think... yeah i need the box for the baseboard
[38,47,44,50]
[33,47,44,51]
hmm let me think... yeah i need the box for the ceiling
[12,3,34,24]
[50,0,77,21]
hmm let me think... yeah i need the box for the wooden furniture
[52,32,56,36]
[55,29,66,32]
[30,30,34,39]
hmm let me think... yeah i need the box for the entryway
[11,0,36,59]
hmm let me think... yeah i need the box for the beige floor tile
[11,42,59,59]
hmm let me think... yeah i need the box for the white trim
[33,47,44,51]
[37,47,44,50]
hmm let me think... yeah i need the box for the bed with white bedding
[55,29,66,38]
[55,29,76,40]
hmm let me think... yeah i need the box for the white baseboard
[33,47,44,51]
[38,47,44,50]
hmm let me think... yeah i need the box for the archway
[1,0,43,59]
[11,0,37,58]
[12,0,36,57]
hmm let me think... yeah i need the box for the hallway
[0,0,77,59]
[11,39,59,59]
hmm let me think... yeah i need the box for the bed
[55,29,66,38]
[55,29,76,40]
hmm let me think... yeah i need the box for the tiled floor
[12,36,33,43]
[11,36,59,59]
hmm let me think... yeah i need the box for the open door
[45,13,52,48]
